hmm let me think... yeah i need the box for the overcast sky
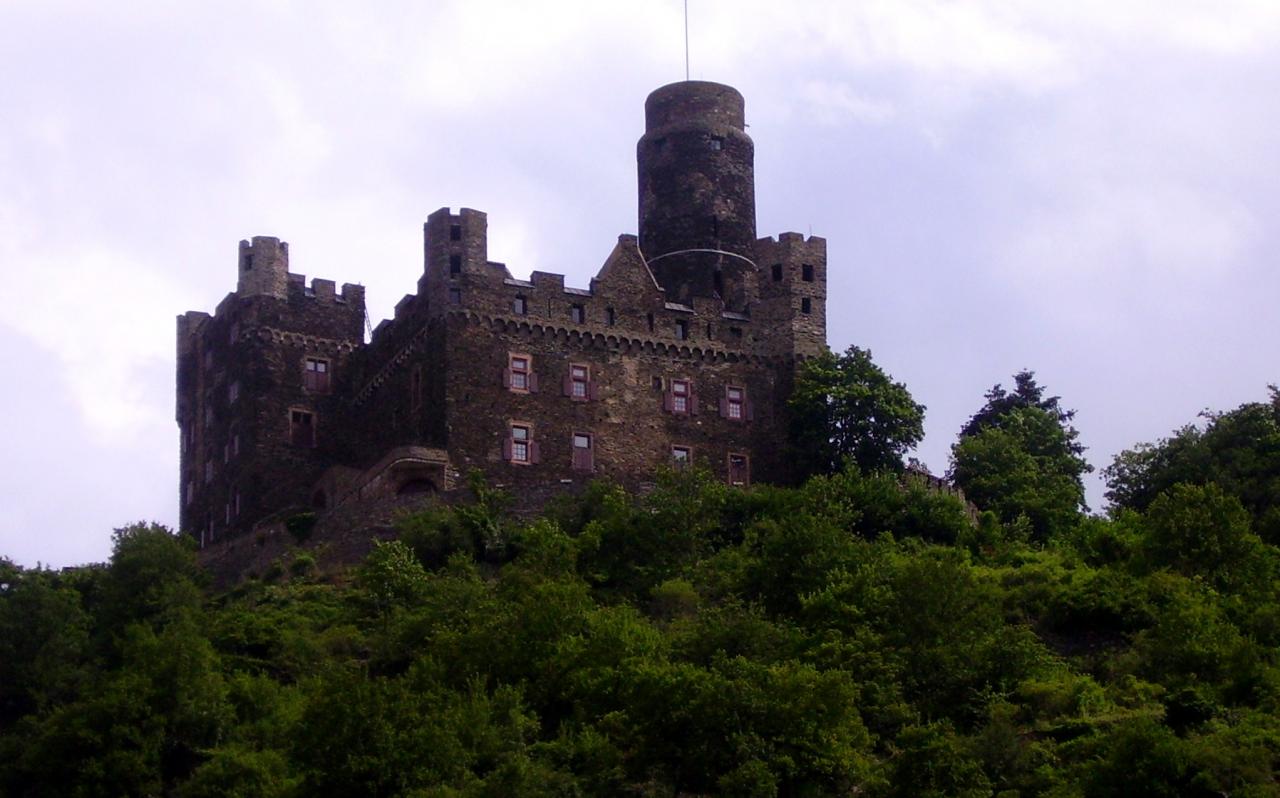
[2,1,1277,568]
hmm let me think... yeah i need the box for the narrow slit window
[801,298,812,314]
[606,307,616,326]
[449,255,462,275]
[802,263,814,282]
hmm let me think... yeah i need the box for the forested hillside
[3,380,1280,796]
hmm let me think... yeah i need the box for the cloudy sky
[2,1,1277,567]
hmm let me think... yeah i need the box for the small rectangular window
[672,445,691,467]
[509,355,531,391]
[772,263,783,282]
[449,288,462,305]
[671,379,690,414]
[801,297,812,314]
[570,304,585,324]
[675,320,688,340]
[802,263,814,282]
[304,357,331,393]
[449,255,462,275]
[709,135,723,151]
[510,424,531,464]
[606,307,616,326]
[568,364,590,399]
[290,409,316,447]
[572,432,594,472]
[450,224,462,241]
[729,453,750,486]
[513,295,527,315]
[724,386,745,420]
[647,313,655,332]
[730,326,743,339]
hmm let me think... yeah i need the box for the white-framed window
[566,363,592,400]
[722,386,750,421]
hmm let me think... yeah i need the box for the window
[675,320,688,340]
[563,363,595,401]
[801,298,812,314]
[606,307,616,326]
[505,354,537,392]
[710,135,723,151]
[728,453,750,486]
[228,380,240,403]
[449,255,462,275]
[572,433,594,472]
[410,366,423,412]
[290,409,316,447]
[647,312,655,332]
[722,386,749,421]
[504,423,539,464]
[243,253,254,271]
[802,263,814,282]
[772,263,783,282]
[513,295,527,315]
[672,445,691,467]
[304,357,331,393]
[730,326,743,339]
[449,288,462,305]
[450,224,462,241]
[570,304,585,324]
[665,379,696,415]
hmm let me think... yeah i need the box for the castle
[176,81,827,546]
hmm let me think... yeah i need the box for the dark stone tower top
[637,81,757,308]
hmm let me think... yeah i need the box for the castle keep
[177,81,828,545]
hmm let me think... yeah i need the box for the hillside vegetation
[3,377,1280,796]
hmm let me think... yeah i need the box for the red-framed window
[564,363,596,401]
[664,379,697,415]
[504,354,538,393]
[572,432,594,472]
[721,386,753,421]
[304,357,331,393]
[504,423,539,464]
[728,452,750,486]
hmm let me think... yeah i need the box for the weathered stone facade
[176,81,828,546]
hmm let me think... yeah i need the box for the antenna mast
[684,0,690,80]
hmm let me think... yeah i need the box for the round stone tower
[637,81,756,308]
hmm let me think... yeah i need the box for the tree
[949,372,1092,539]
[1104,387,1280,543]
[788,345,925,479]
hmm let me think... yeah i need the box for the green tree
[1105,387,1280,542]
[950,405,1088,539]
[1141,483,1263,590]
[949,372,1091,539]
[788,345,925,478]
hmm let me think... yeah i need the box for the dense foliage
[951,372,1093,541]
[788,345,926,479]
[6,408,1280,796]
